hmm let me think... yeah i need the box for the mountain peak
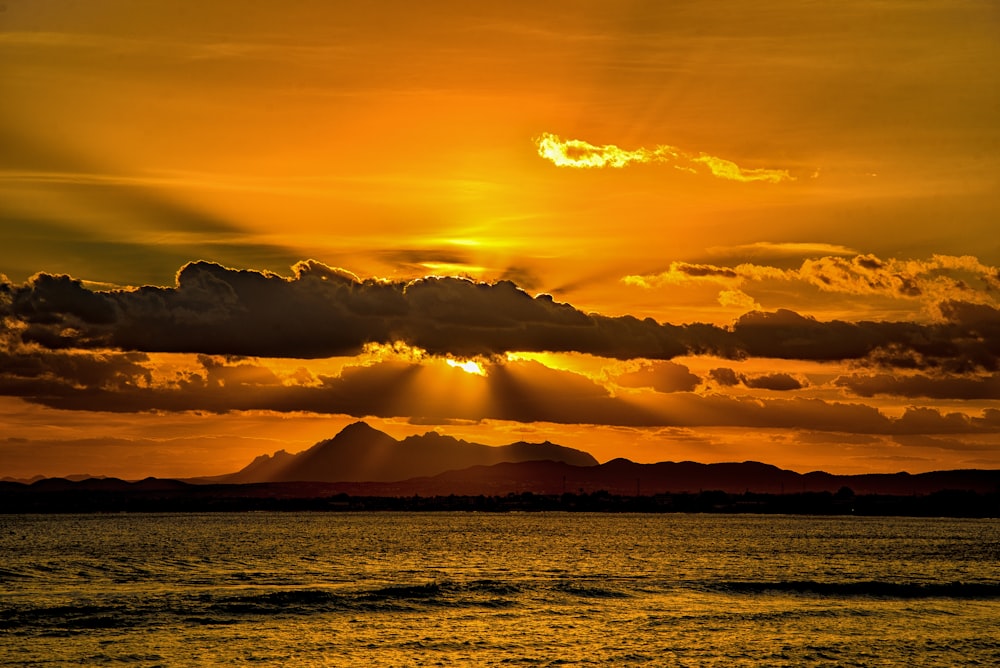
[313,421,397,452]
[319,421,397,448]
[401,430,462,446]
[221,424,598,483]
[339,421,383,436]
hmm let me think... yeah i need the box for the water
[1,513,998,666]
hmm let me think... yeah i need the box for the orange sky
[2,0,999,478]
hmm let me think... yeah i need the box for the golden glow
[2,0,998,479]
[505,351,606,379]
[446,358,486,376]
[420,262,488,276]
[361,341,428,364]
[534,133,795,183]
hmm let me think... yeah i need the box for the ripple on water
[0,513,997,667]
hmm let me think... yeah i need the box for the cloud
[836,372,1000,400]
[895,407,1000,435]
[625,253,1000,332]
[622,262,743,289]
[5,261,701,360]
[709,242,858,258]
[534,132,795,183]
[743,373,806,391]
[0,351,652,425]
[0,330,1000,435]
[197,354,282,388]
[891,434,1000,454]
[716,289,761,311]
[613,361,701,393]
[5,261,1000,372]
[709,367,805,391]
[938,300,1000,326]
[1,345,997,437]
[0,347,154,396]
[709,368,741,387]
[728,308,1000,371]
[798,254,925,297]
[626,253,1000,304]
[11,272,118,327]
[497,265,543,291]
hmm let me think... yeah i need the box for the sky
[2,0,999,479]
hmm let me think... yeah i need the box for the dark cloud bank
[2,261,998,435]
[4,260,1000,370]
[4,350,1000,435]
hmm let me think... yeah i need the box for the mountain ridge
[4,462,997,498]
[394,459,1000,496]
[7,423,999,497]
[205,421,600,484]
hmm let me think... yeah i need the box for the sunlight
[446,358,485,376]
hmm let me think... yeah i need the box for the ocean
[1,512,998,666]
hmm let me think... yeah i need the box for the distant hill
[1,474,104,484]
[200,419,1000,494]
[208,421,600,483]
[3,461,997,516]
[391,459,1000,496]
[4,444,999,515]
[7,422,998,504]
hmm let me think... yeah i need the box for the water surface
[2,513,998,666]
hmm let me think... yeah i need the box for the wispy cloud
[534,132,795,183]
[710,242,858,258]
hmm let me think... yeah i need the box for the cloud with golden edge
[624,253,1000,316]
[6,259,1000,372]
[5,345,1000,436]
[534,132,795,184]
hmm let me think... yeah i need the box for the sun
[446,358,486,376]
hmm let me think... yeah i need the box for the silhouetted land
[199,424,1000,497]
[210,421,598,484]
[5,424,999,516]
[1,479,997,516]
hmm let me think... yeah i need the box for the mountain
[395,459,1000,496]
[9,422,997,503]
[208,421,1000,493]
[215,421,600,483]
[4,456,997,515]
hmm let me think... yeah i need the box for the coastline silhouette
[3,423,997,516]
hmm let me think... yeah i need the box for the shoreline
[3,487,997,517]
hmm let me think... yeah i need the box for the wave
[8,576,997,634]
[0,577,542,632]
[712,580,1000,599]
[550,581,631,599]
[460,579,523,596]
[365,583,442,600]
[0,567,31,582]
[210,588,348,615]
[0,603,140,631]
